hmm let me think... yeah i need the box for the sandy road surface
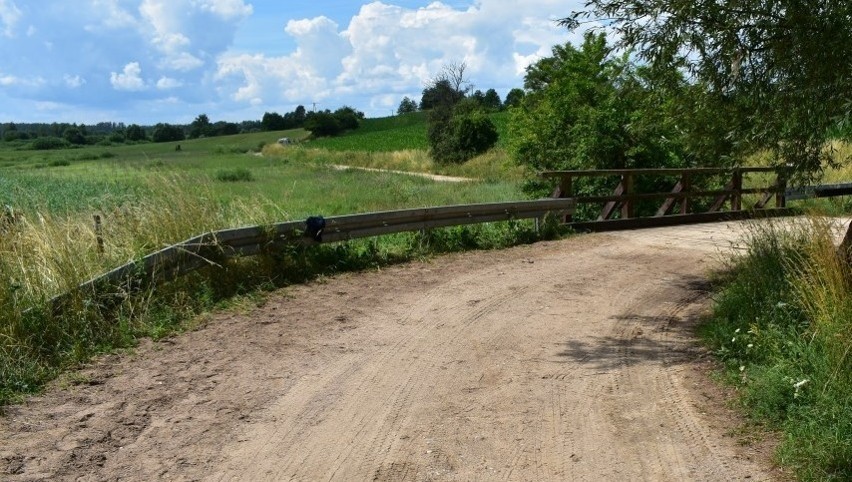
[2,221,792,481]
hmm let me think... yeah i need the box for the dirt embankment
[2,222,783,481]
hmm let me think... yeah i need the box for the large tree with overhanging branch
[562,1,852,181]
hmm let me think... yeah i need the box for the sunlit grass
[702,217,852,480]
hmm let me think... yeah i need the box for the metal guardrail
[59,198,575,306]
[786,182,852,201]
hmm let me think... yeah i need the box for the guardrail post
[732,169,742,211]
[621,173,635,219]
[680,173,690,215]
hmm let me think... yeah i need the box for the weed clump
[215,168,254,182]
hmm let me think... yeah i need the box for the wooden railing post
[776,170,787,208]
[680,173,690,215]
[621,173,635,219]
[560,175,573,223]
[732,169,743,211]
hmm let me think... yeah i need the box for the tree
[397,96,418,115]
[333,106,363,131]
[563,1,852,179]
[212,121,240,136]
[126,124,146,141]
[151,123,185,143]
[63,127,86,145]
[483,89,502,111]
[294,105,307,126]
[188,114,212,139]
[261,112,287,131]
[509,33,725,206]
[304,111,341,137]
[503,88,525,109]
[420,61,471,110]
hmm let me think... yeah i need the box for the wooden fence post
[561,175,573,223]
[621,173,635,219]
[680,173,691,215]
[776,170,787,208]
[94,214,104,255]
[732,169,743,211]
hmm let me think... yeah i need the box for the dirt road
[2,222,782,481]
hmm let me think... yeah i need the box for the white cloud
[156,76,182,89]
[215,1,579,115]
[64,74,86,88]
[160,51,204,71]
[0,0,592,122]
[140,0,251,72]
[88,0,137,30]
[110,62,146,91]
[197,0,253,20]
[285,16,350,78]
[0,0,22,37]
[0,73,45,87]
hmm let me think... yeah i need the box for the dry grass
[261,143,525,182]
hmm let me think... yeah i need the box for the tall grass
[0,174,561,406]
[703,217,852,480]
[262,143,525,182]
[0,177,279,404]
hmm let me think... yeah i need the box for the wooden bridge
[542,167,839,231]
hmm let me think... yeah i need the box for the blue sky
[0,1,588,125]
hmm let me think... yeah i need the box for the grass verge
[701,217,852,480]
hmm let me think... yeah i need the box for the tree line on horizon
[0,103,366,150]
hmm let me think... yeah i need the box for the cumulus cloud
[110,62,146,91]
[140,0,252,72]
[285,16,350,78]
[0,0,22,37]
[2,0,596,122]
[215,0,584,115]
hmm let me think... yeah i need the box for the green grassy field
[0,115,537,406]
[0,124,521,217]
[304,110,511,152]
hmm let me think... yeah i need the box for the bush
[28,137,71,150]
[305,112,342,137]
[429,100,498,164]
[215,168,255,182]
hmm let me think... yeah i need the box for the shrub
[215,168,254,182]
[305,112,342,137]
[28,137,71,150]
[429,100,498,164]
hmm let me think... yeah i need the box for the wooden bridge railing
[542,167,789,231]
